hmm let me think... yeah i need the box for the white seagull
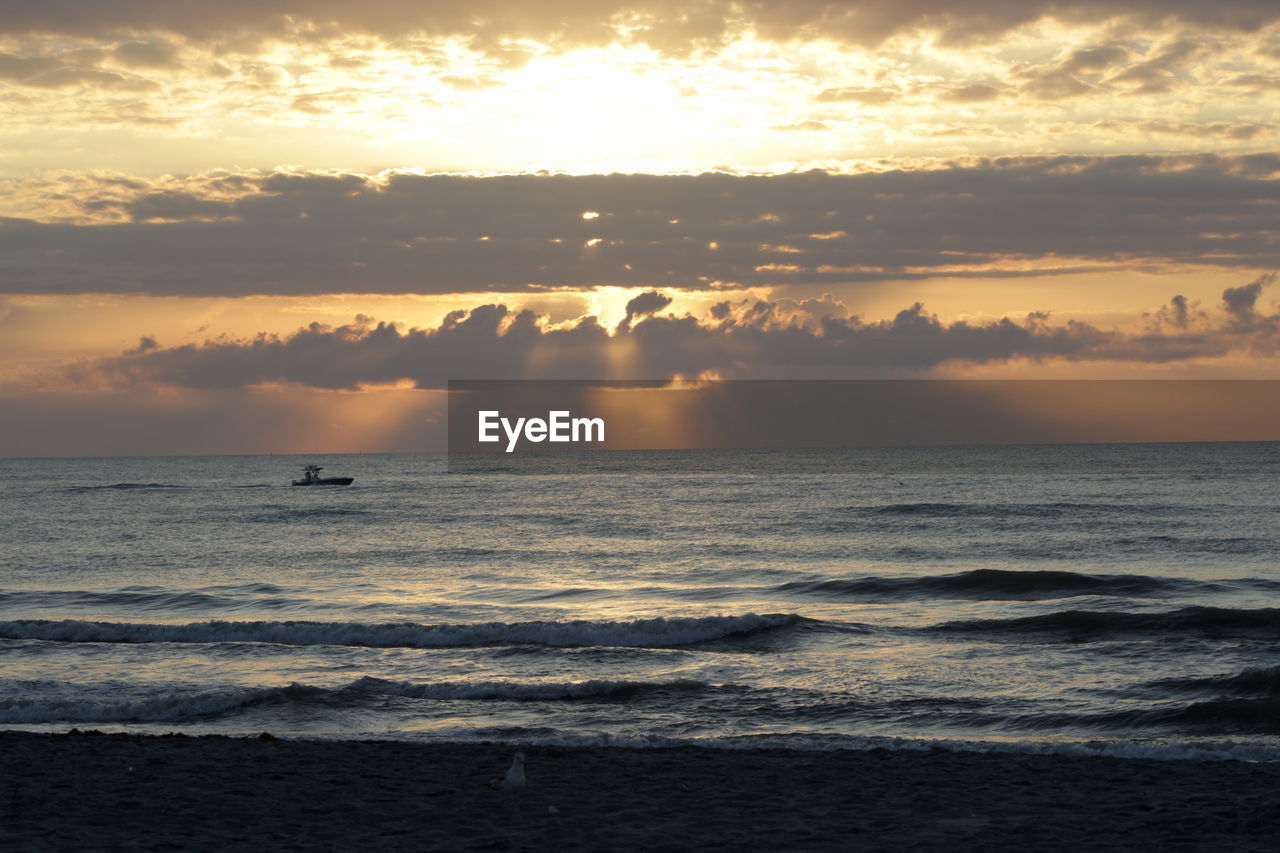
[487,751,526,807]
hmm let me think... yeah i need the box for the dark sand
[2,731,1278,851]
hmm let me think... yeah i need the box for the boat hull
[292,477,354,486]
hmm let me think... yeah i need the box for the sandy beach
[0,731,1276,851]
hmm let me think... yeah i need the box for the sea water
[2,444,1280,760]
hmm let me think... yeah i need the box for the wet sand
[1,730,1277,851]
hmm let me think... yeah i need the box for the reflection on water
[1,445,1279,759]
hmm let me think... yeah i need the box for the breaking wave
[0,684,324,724]
[0,613,802,649]
[1014,698,1280,735]
[0,588,314,613]
[931,606,1280,639]
[770,569,1249,601]
[1145,665,1280,697]
[345,676,709,701]
[0,678,712,723]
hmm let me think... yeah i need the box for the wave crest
[1147,665,1280,697]
[0,684,321,724]
[0,613,801,649]
[66,483,186,492]
[772,569,1221,601]
[931,606,1280,639]
[346,676,709,701]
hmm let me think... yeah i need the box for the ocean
[3,444,1280,761]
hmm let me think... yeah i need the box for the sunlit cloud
[25,275,1273,396]
[1,9,1280,174]
[9,2,1280,454]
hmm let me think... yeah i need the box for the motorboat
[292,465,354,486]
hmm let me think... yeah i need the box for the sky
[4,1,1280,455]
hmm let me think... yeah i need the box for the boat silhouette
[291,465,354,486]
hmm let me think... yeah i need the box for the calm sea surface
[3,445,1280,759]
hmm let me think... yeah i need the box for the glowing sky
[5,2,1280,454]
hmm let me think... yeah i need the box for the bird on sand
[486,751,526,807]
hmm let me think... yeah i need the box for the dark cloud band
[5,155,1280,296]
[2,2,1278,50]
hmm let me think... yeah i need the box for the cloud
[1228,73,1280,91]
[2,2,1278,54]
[1089,120,1274,140]
[937,83,1004,103]
[67,278,1280,390]
[815,88,898,104]
[124,335,160,355]
[1106,38,1213,95]
[111,39,182,70]
[0,50,160,91]
[618,289,674,331]
[1010,36,1223,102]
[623,289,673,318]
[1145,294,1202,331]
[1060,44,1131,74]
[1222,272,1279,332]
[1018,66,1094,100]
[0,9,1275,166]
[5,156,1280,296]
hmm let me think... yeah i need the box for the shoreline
[2,730,1277,851]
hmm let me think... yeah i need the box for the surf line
[477,410,605,452]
